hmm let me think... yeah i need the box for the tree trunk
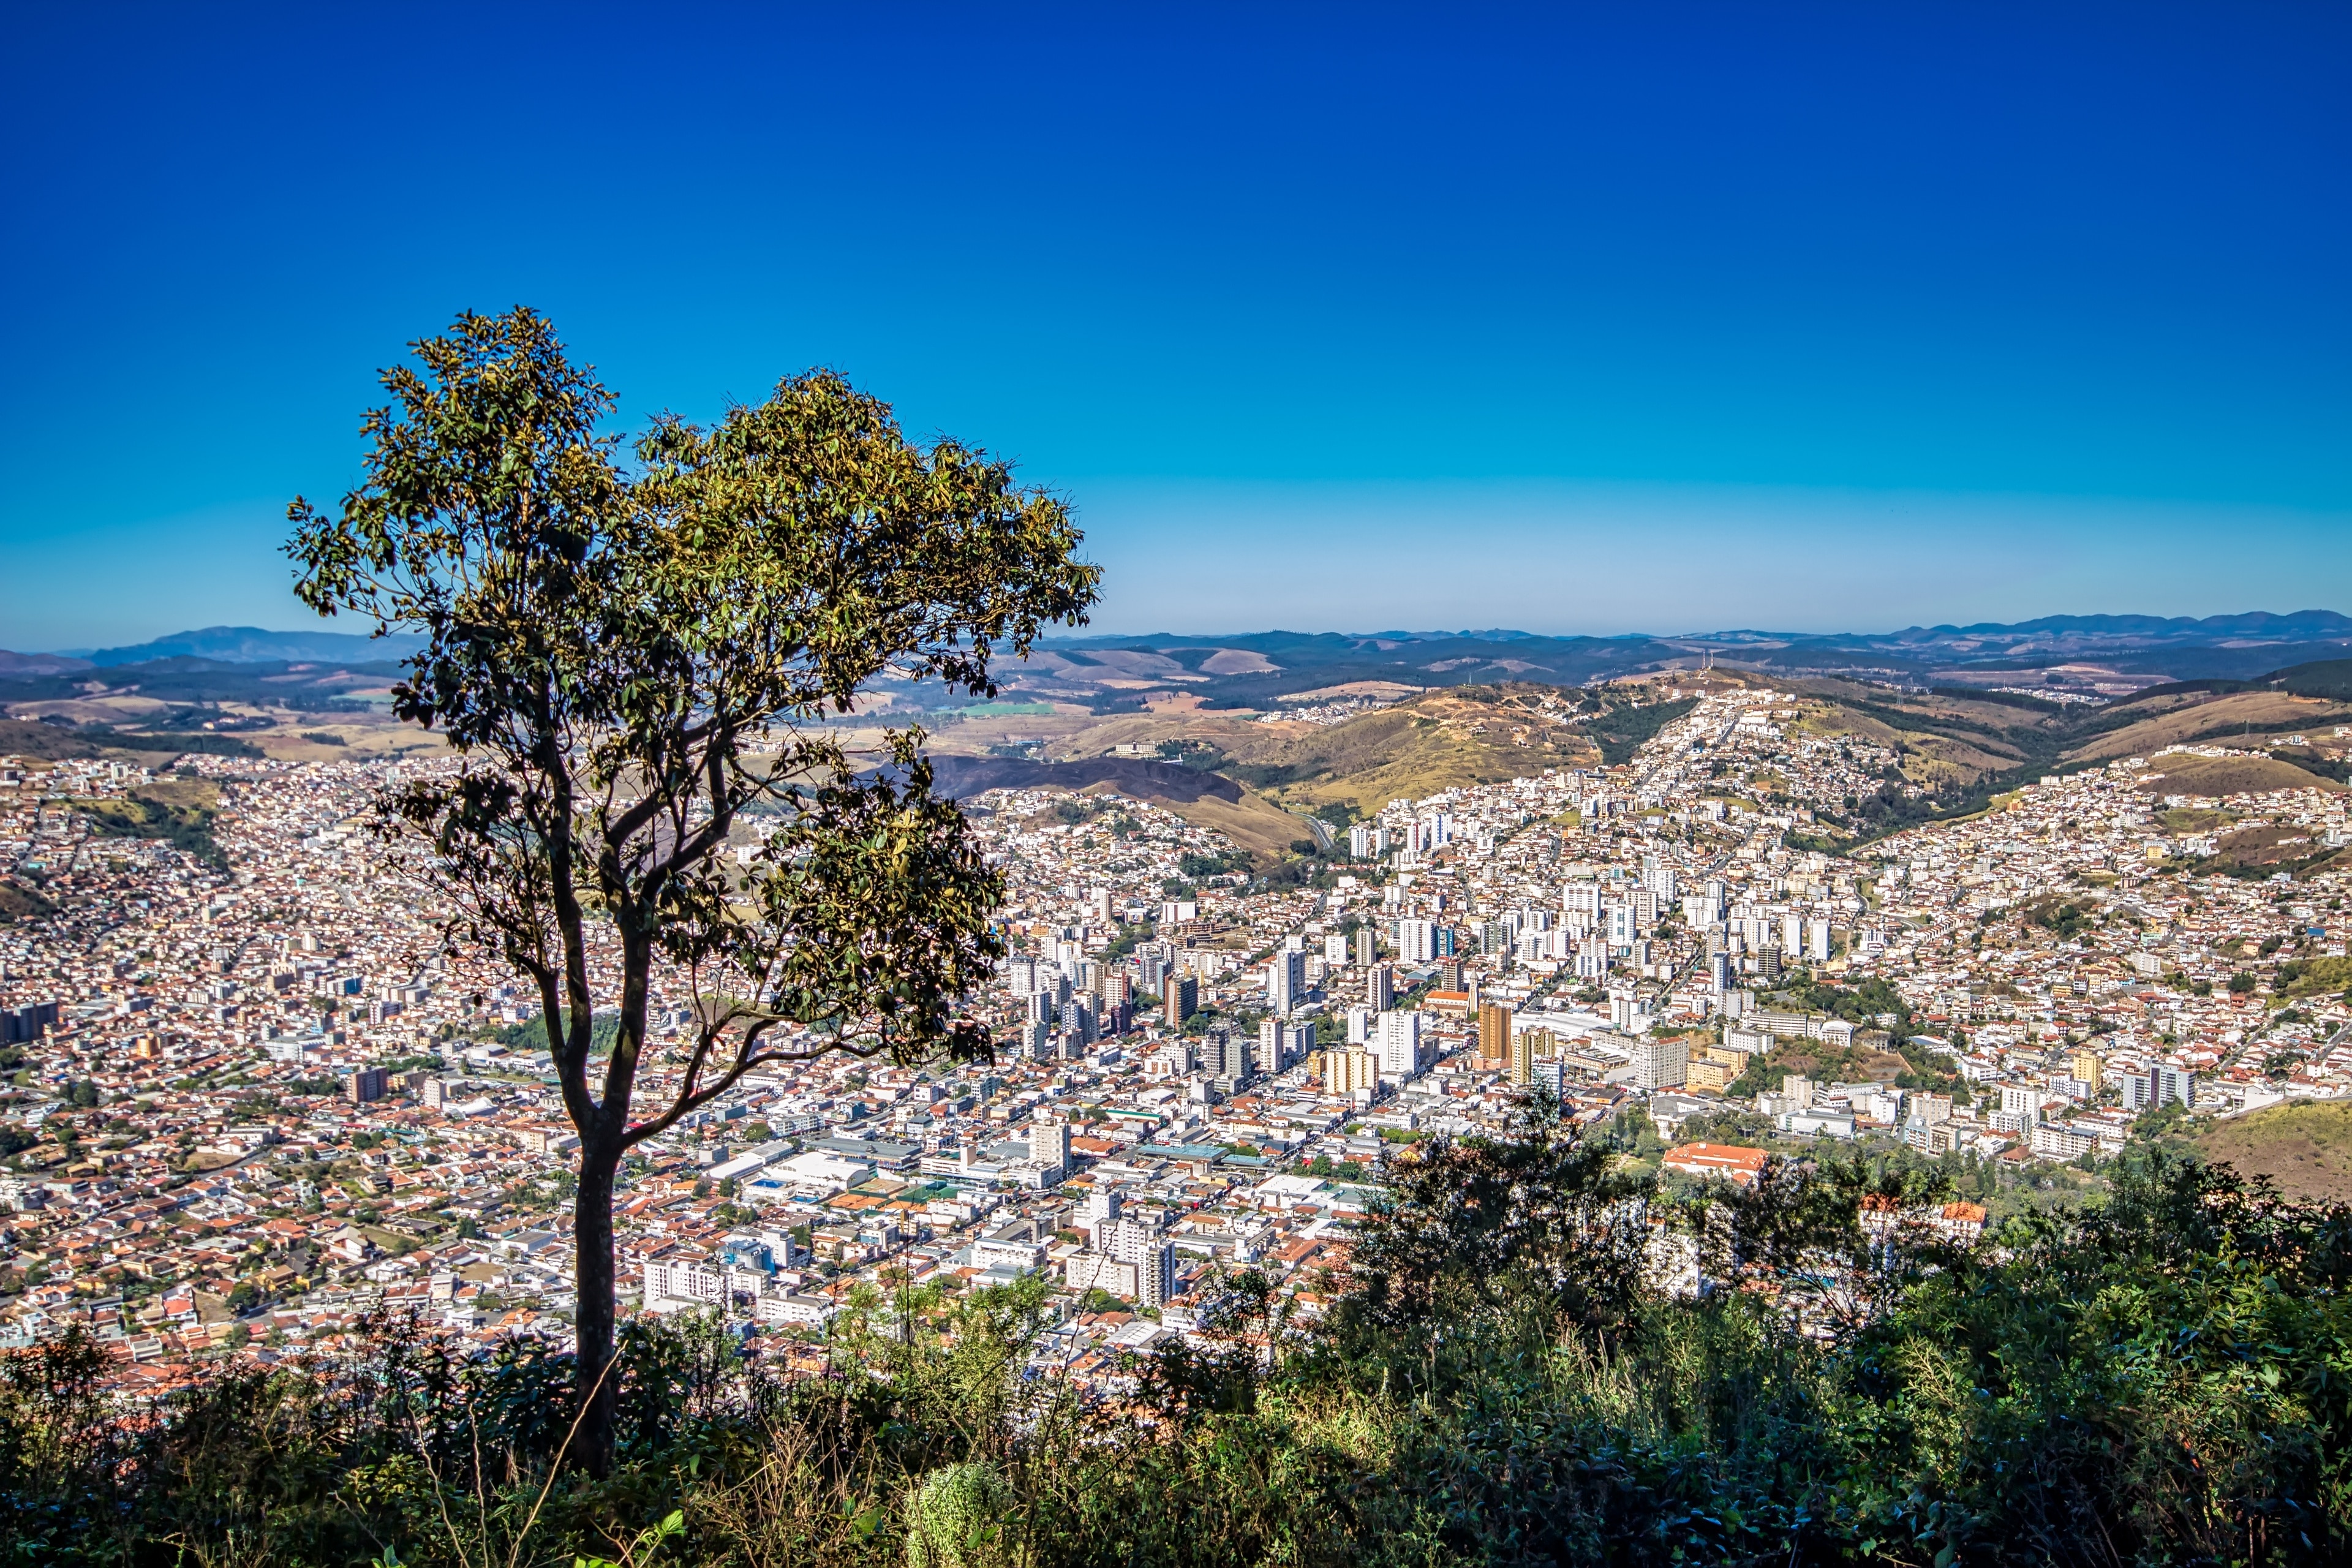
[572,1145,620,1477]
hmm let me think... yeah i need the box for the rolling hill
[1003,612,2352,711]
[2198,1101,2352,1204]
[73,625,426,666]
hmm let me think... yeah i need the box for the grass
[2131,750,2345,797]
[2068,690,2352,764]
[1224,685,1599,815]
[2198,1099,2352,1204]
[0,718,110,761]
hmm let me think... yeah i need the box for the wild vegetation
[4,1110,2345,1567]
[77,778,228,870]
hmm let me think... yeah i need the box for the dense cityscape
[5,674,2340,1396]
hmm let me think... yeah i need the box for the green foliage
[495,1011,622,1055]
[284,307,1097,1472]
[903,1462,1011,1568]
[7,1141,2350,1566]
[2027,897,2092,939]
[1177,849,1253,880]
[78,788,226,869]
[1588,695,1702,767]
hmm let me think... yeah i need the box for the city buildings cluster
[2,684,2340,1393]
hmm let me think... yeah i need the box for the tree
[1336,1101,1654,1374]
[286,307,1098,1473]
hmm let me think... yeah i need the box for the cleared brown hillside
[2198,1101,2352,1204]
[1134,787,1307,862]
[1218,685,1602,816]
[2067,690,2352,765]
[1782,680,2062,789]
[0,718,110,761]
[2130,752,2342,797]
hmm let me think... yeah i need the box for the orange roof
[1662,1142,1768,1172]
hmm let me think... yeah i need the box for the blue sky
[2,3,2346,647]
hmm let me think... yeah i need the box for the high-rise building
[1261,1018,1313,1074]
[1030,1119,1071,1170]
[1163,973,1197,1027]
[347,1066,389,1104]
[1367,962,1395,1012]
[1629,1038,1688,1091]
[1104,1216,1177,1305]
[1325,1047,1381,1095]
[1396,919,1436,963]
[1268,948,1306,1014]
[2124,1066,2196,1110]
[1204,1026,1252,1085]
[1478,1000,1514,1063]
[1376,1009,1423,1080]
[1354,927,1377,968]
[1324,932,1351,968]
[1081,1186,1123,1242]
[2069,1050,2104,1089]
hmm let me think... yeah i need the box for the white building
[1376,1009,1426,1082]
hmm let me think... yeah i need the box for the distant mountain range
[1005,611,2352,712]
[7,612,2349,714]
[50,625,426,668]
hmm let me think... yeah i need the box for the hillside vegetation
[4,1129,2345,1566]
[2199,1100,2352,1204]
[918,656,2352,863]
[2067,689,2352,765]
[1214,684,1606,815]
[2130,750,2344,797]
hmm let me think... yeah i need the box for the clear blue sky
[2,3,2346,647]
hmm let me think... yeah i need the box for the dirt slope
[2198,1101,2352,1204]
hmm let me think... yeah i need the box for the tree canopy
[285,307,1098,1472]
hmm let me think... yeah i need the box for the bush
[4,1133,2346,1566]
